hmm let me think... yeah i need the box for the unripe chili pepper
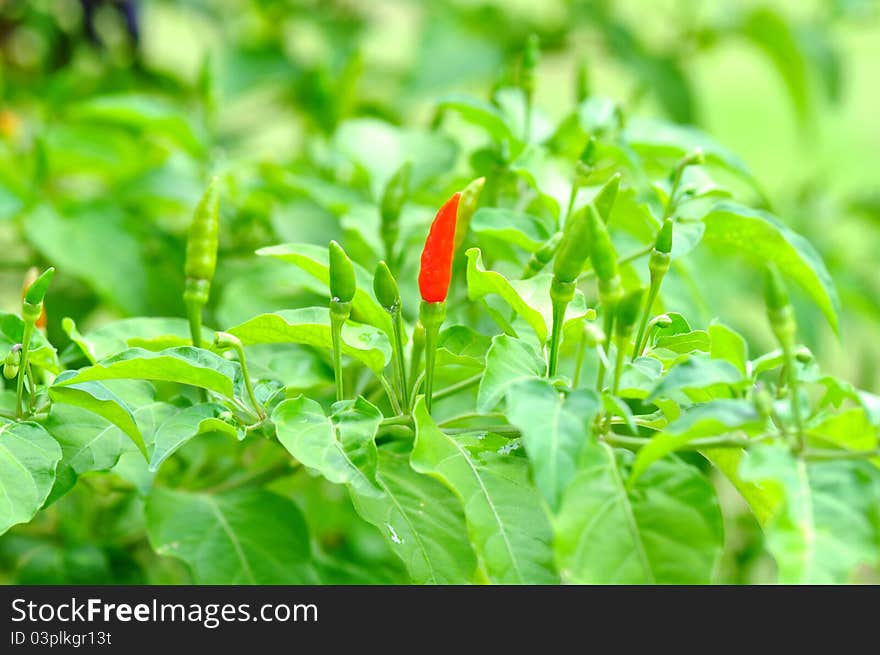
[22,267,52,329]
[328,240,356,304]
[3,345,21,380]
[763,265,803,451]
[553,205,591,284]
[523,232,563,279]
[183,178,220,348]
[633,219,674,359]
[453,177,486,251]
[585,204,621,390]
[374,261,408,410]
[593,173,621,224]
[520,34,540,142]
[612,288,645,394]
[380,162,412,263]
[327,241,356,402]
[418,192,461,303]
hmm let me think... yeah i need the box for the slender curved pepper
[23,267,54,307]
[593,173,621,224]
[453,177,486,251]
[418,193,461,303]
[22,267,52,329]
[328,240,356,303]
[380,162,412,263]
[585,204,621,389]
[184,178,220,348]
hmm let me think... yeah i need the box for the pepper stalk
[419,301,446,413]
[374,261,408,412]
[328,240,357,403]
[632,218,673,359]
[17,267,54,418]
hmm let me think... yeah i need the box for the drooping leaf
[411,399,558,584]
[709,320,749,375]
[0,421,62,536]
[701,202,839,332]
[53,347,239,400]
[145,487,317,584]
[351,449,478,584]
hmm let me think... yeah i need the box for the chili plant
[1,75,879,585]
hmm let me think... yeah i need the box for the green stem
[186,298,204,348]
[26,363,37,413]
[605,433,750,451]
[443,425,519,436]
[438,412,506,427]
[804,448,880,461]
[783,343,805,452]
[612,336,627,396]
[391,312,409,411]
[632,281,660,360]
[15,319,34,418]
[579,246,651,281]
[432,373,482,402]
[227,341,264,419]
[377,374,403,415]
[409,371,426,410]
[330,313,345,403]
[381,414,413,428]
[424,327,438,413]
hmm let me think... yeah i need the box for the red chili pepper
[418,192,461,303]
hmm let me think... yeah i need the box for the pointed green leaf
[0,421,62,535]
[507,379,600,510]
[146,487,317,584]
[470,207,555,252]
[273,396,382,498]
[411,399,558,584]
[555,442,723,583]
[649,357,745,401]
[477,335,546,412]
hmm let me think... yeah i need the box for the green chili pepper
[764,265,803,451]
[585,204,621,390]
[553,205,591,284]
[575,59,590,103]
[453,176,486,251]
[328,240,356,304]
[521,33,540,93]
[523,232,563,279]
[23,267,55,307]
[593,173,621,224]
[374,261,408,411]
[380,162,412,263]
[184,178,220,348]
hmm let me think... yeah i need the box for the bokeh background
[0,0,878,583]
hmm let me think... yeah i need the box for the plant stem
[573,328,587,388]
[612,336,627,395]
[432,373,483,402]
[424,327,438,413]
[186,298,203,348]
[15,319,34,418]
[548,296,566,377]
[605,433,750,451]
[377,374,403,415]
[443,425,520,436]
[438,412,506,427]
[409,371,426,409]
[782,343,805,452]
[804,448,880,461]
[579,246,652,281]
[391,312,409,411]
[632,281,660,360]
[381,414,413,428]
[330,313,345,403]
[596,310,615,391]
[224,340,264,419]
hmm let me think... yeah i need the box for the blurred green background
[0,0,878,585]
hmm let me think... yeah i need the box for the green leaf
[507,379,600,511]
[466,248,590,344]
[227,308,390,373]
[351,449,478,584]
[273,396,383,498]
[149,403,239,472]
[649,357,745,401]
[145,487,317,584]
[435,326,491,370]
[739,8,810,124]
[257,243,393,334]
[709,320,749,375]
[629,399,763,484]
[654,330,711,354]
[67,317,214,363]
[54,347,239,399]
[470,207,555,252]
[702,202,839,332]
[0,421,62,536]
[807,408,877,453]
[411,399,558,584]
[438,94,517,145]
[477,335,545,412]
[555,442,723,583]
[701,448,779,525]
[740,445,880,583]
[49,374,146,458]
